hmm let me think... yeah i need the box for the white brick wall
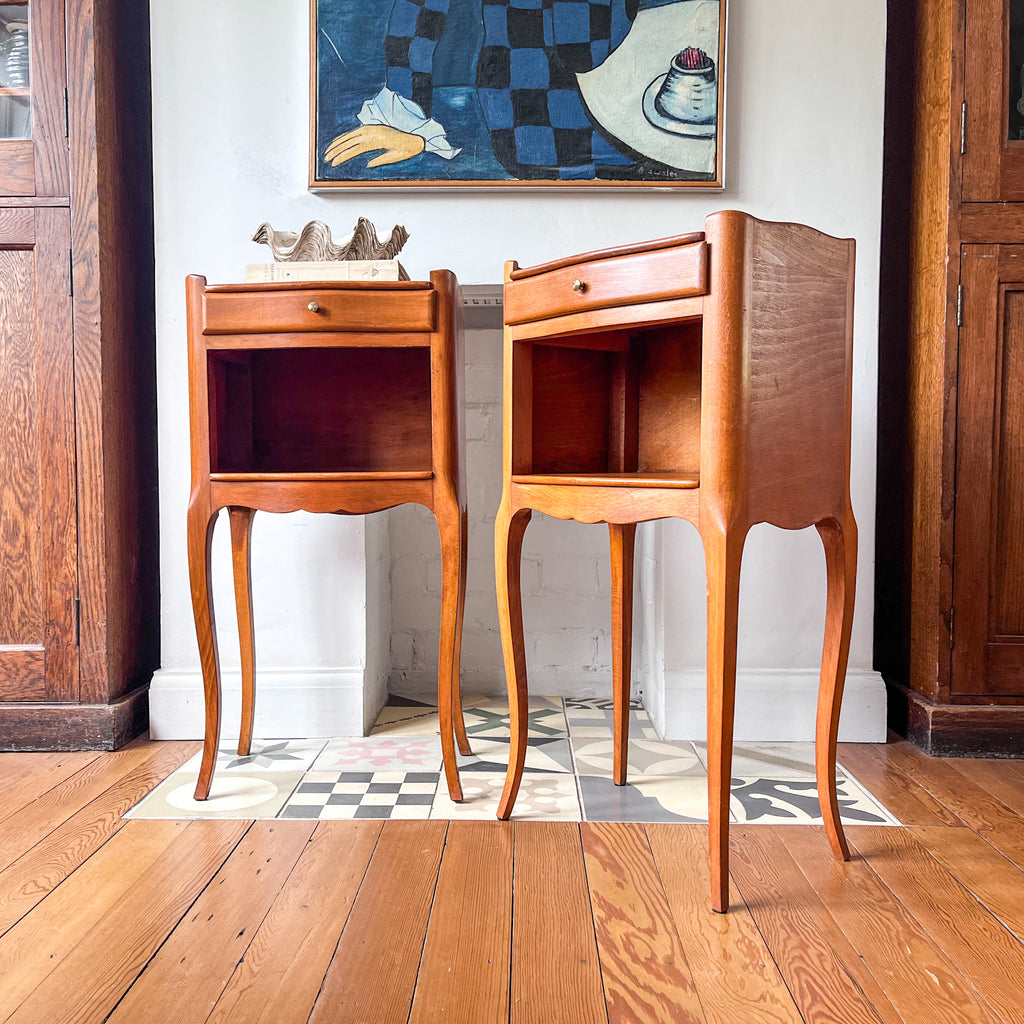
[388,326,621,701]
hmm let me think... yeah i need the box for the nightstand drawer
[201,283,436,335]
[505,236,708,326]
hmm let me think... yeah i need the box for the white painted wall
[148,0,887,742]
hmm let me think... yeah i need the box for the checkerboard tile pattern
[126,694,899,826]
[281,771,439,820]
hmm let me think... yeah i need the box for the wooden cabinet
[0,0,157,747]
[876,0,1024,753]
[953,246,1024,697]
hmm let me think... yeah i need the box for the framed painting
[310,0,727,189]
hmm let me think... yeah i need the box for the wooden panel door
[0,206,76,700]
[0,0,68,197]
[953,244,1024,694]
[963,0,1024,200]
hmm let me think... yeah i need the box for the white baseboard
[149,665,886,743]
[389,667,615,700]
[148,667,367,740]
[656,669,887,743]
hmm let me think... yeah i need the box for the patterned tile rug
[127,695,898,825]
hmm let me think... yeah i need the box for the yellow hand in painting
[324,126,426,168]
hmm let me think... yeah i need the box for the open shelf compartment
[513,320,702,486]
[207,346,433,475]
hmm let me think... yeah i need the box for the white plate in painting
[642,75,717,138]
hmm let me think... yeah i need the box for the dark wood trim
[874,0,916,691]
[0,685,149,750]
[887,680,1024,756]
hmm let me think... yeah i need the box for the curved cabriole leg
[229,507,257,757]
[495,503,532,820]
[815,506,858,861]
[188,500,222,801]
[437,502,465,802]
[609,523,637,786]
[453,506,471,756]
[702,524,745,913]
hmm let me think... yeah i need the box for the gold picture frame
[309,0,727,190]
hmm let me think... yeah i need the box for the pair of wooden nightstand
[185,211,857,913]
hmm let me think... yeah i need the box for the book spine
[244,260,404,283]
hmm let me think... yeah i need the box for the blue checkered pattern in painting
[384,0,450,116]
[383,0,640,179]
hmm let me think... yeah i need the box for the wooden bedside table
[494,212,857,912]
[185,271,469,803]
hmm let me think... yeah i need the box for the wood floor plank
[0,752,101,822]
[882,743,1024,868]
[646,824,803,1024]
[0,740,198,935]
[835,742,965,826]
[0,819,188,1019]
[0,743,179,869]
[308,819,447,1024]
[847,825,1024,1024]
[780,825,1004,1024]
[106,820,316,1024]
[206,820,382,1024]
[908,825,1024,944]
[4,819,248,1024]
[581,823,705,1024]
[729,826,902,1024]
[409,820,514,1024]
[0,741,197,871]
[945,758,1024,818]
[6,743,1024,1024]
[512,822,608,1024]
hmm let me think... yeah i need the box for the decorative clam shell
[252,218,410,263]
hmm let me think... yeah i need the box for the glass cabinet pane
[0,3,29,141]
[1010,1,1024,140]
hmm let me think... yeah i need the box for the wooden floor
[1,738,1024,1023]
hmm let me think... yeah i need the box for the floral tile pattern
[431,773,581,821]
[124,697,898,826]
[463,697,568,739]
[177,739,326,775]
[564,697,644,711]
[729,776,896,825]
[458,736,574,774]
[573,737,705,778]
[311,736,442,773]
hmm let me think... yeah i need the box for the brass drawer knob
[307,300,320,312]
[572,279,586,293]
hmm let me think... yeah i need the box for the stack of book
[244,259,409,283]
